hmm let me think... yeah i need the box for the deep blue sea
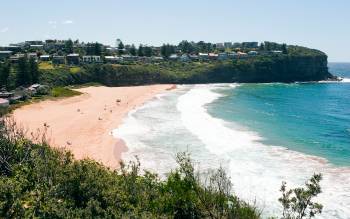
[115,63,350,218]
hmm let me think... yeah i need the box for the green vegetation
[51,87,82,98]
[0,119,323,219]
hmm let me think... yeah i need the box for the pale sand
[12,85,174,169]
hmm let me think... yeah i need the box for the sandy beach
[12,85,174,169]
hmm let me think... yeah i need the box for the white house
[82,56,101,63]
[248,51,258,56]
[40,55,51,61]
[169,54,179,60]
[0,98,9,108]
[180,54,190,62]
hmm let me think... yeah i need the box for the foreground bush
[0,119,322,218]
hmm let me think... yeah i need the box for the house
[0,98,9,108]
[0,91,14,98]
[40,55,51,61]
[9,54,25,63]
[228,52,238,59]
[30,45,44,50]
[180,54,190,62]
[224,42,232,48]
[169,54,179,61]
[208,53,218,60]
[52,55,65,65]
[0,51,12,60]
[216,43,224,49]
[248,51,258,56]
[121,55,137,62]
[198,53,209,61]
[151,56,164,62]
[189,54,199,61]
[237,52,248,59]
[218,52,228,61]
[242,42,259,48]
[66,54,80,65]
[82,56,101,63]
[272,50,283,54]
[28,53,38,61]
[104,56,121,64]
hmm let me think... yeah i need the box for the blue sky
[0,0,349,61]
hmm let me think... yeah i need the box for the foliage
[50,87,82,98]
[0,120,261,218]
[279,174,323,219]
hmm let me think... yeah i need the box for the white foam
[341,77,350,83]
[114,84,350,218]
[176,84,350,219]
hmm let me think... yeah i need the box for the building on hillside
[30,45,44,50]
[248,51,258,56]
[9,54,25,63]
[242,42,259,48]
[52,55,65,65]
[271,50,283,54]
[208,53,218,60]
[25,41,43,46]
[189,54,199,61]
[28,53,38,61]
[151,56,164,62]
[82,56,101,63]
[216,43,225,49]
[0,51,12,60]
[104,56,121,63]
[228,52,238,59]
[169,54,179,61]
[66,54,80,65]
[0,98,9,108]
[218,52,228,61]
[0,46,22,53]
[40,55,51,61]
[121,55,137,62]
[198,53,209,61]
[0,91,14,98]
[224,42,232,48]
[180,54,190,62]
[237,52,248,59]
[232,42,242,48]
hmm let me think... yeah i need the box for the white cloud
[0,27,9,33]
[62,20,73,24]
[48,21,57,24]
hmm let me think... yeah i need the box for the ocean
[113,63,350,219]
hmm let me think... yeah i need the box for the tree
[178,40,194,54]
[28,57,39,83]
[143,46,153,57]
[282,44,288,54]
[129,44,137,56]
[161,44,175,58]
[279,173,323,219]
[0,62,10,89]
[65,39,74,54]
[16,57,31,86]
[118,41,125,55]
[93,42,102,56]
[259,43,265,51]
[138,45,144,57]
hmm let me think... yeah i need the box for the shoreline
[12,84,175,169]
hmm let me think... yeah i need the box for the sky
[0,0,349,62]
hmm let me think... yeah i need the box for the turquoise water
[115,63,350,218]
[208,79,350,166]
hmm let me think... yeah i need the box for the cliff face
[200,54,332,83]
[39,47,334,86]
